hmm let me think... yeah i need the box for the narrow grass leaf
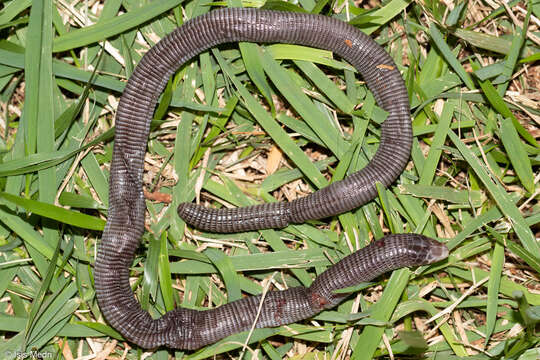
[267,44,355,71]
[499,240,540,274]
[0,192,106,231]
[392,299,469,356]
[448,267,540,306]
[476,74,538,147]
[260,341,282,360]
[186,328,281,359]
[262,0,307,13]
[141,234,160,309]
[453,28,533,57]
[277,113,325,146]
[474,62,508,81]
[81,153,110,206]
[448,131,539,254]
[0,208,54,261]
[171,248,330,274]
[294,60,355,113]
[58,191,103,210]
[499,118,535,193]
[419,101,453,185]
[78,321,124,340]
[213,48,328,188]
[23,228,62,348]
[484,230,505,345]
[0,0,32,24]
[0,128,114,177]
[54,50,103,137]
[32,2,57,291]
[27,283,78,347]
[399,184,484,206]
[520,53,540,63]
[53,0,183,52]
[25,0,53,158]
[159,232,175,311]
[429,24,475,90]
[260,49,345,159]
[497,5,529,95]
[261,157,333,193]
[241,42,276,115]
[351,269,410,359]
[376,182,398,233]
[360,0,410,35]
[205,248,241,302]
[30,300,82,347]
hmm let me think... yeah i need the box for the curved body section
[173,9,411,232]
[94,8,442,350]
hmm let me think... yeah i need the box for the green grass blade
[294,60,355,114]
[449,131,539,255]
[213,48,328,188]
[448,266,540,306]
[419,101,454,185]
[485,236,504,346]
[27,283,78,347]
[453,28,535,57]
[260,49,346,159]
[392,299,468,356]
[267,44,354,70]
[429,23,475,90]
[78,321,124,340]
[240,42,276,115]
[499,117,535,193]
[53,0,183,52]
[158,232,175,311]
[205,248,241,302]
[497,4,530,95]
[0,0,32,24]
[360,0,411,35]
[400,184,484,206]
[58,192,103,210]
[351,270,410,359]
[475,73,538,147]
[500,240,540,274]
[23,227,62,348]
[0,192,106,231]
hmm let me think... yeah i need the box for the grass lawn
[0,0,539,359]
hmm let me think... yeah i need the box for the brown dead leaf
[144,189,172,203]
[266,145,283,175]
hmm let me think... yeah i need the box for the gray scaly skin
[95,8,449,350]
